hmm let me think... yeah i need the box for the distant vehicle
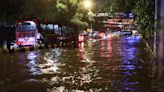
[120,30,132,36]
[15,20,42,47]
[92,31,101,39]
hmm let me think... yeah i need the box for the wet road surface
[0,36,156,92]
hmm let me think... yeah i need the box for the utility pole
[154,0,159,59]
[158,0,164,92]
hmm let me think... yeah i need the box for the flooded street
[0,36,156,92]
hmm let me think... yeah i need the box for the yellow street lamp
[83,0,93,10]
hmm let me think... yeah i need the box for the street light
[83,0,93,10]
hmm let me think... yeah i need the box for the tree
[0,0,93,29]
[55,0,90,28]
[0,0,57,23]
[0,0,24,23]
[133,0,155,38]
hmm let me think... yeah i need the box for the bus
[15,20,41,47]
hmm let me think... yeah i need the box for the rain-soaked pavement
[0,35,156,92]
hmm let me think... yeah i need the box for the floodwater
[0,36,156,92]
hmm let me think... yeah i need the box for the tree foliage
[132,0,155,38]
[55,0,91,28]
[0,0,55,23]
[0,0,92,28]
[0,0,24,23]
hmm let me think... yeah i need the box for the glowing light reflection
[26,49,61,75]
[100,39,112,58]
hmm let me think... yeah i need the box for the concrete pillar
[158,0,164,92]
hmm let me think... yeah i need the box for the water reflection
[0,35,155,92]
[26,48,62,75]
[27,51,41,75]
[100,38,112,58]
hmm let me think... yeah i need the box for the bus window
[22,22,31,26]
[40,23,46,30]
[16,21,36,31]
[29,33,34,37]
[47,24,54,31]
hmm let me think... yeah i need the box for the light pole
[158,0,164,92]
